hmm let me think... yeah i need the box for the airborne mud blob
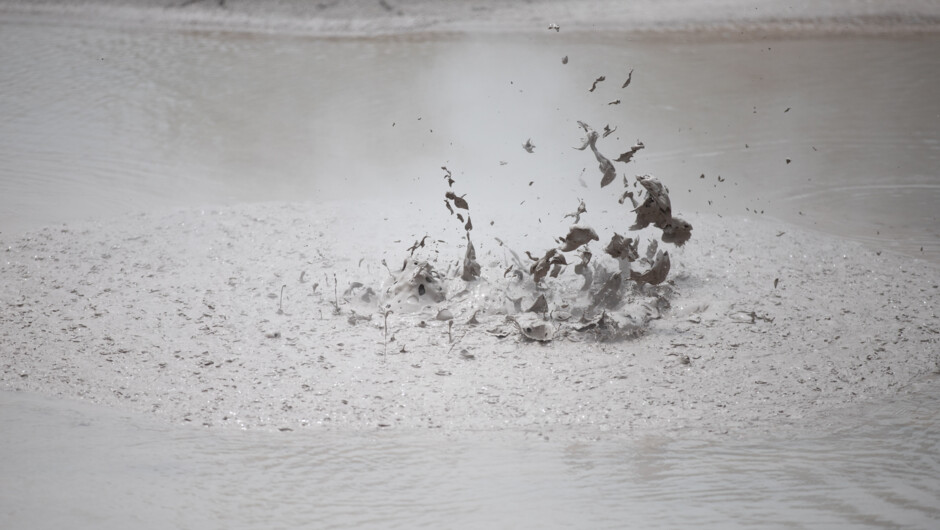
[461,233,481,281]
[630,175,693,246]
[574,122,617,188]
[614,140,645,163]
[559,225,599,252]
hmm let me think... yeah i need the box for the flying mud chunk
[592,272,623,310]
[630,250,670,286]
[574,249,593,291]
[461,233,481,281]
[564,199,587,223]
[618,178,637,205]
[406,235,430,256]
[630,175,671,230]
[621,68,633,88]
[526,294,549,314]
[589,76,606,92]
[604,233,639,261]
[644,239,659,262]
[630,175,692,246]
[574,122,616,188]
[523,138,536,153]
[660,217,692,247]
[528,248,567,285]
[442,166,454,187]
[558,225,599,252]
[614,141,645,164]
[618,189,635,206]
[445,191,469,210]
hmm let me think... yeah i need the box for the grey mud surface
[2,201,937,440]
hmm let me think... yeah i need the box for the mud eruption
[372,75,694,342]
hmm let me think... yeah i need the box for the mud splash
[377,67,692,343]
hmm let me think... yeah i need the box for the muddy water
[2,385,939,529]
[1,24,938,260]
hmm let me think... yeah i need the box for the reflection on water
[2,383,938,529]
[0,24,938,260]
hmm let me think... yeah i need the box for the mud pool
[2,384,939,529]
[1,25,939,260]
[2,15,940,530]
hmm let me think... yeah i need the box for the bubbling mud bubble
[507,314,555,342]
[385,260,447,311]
